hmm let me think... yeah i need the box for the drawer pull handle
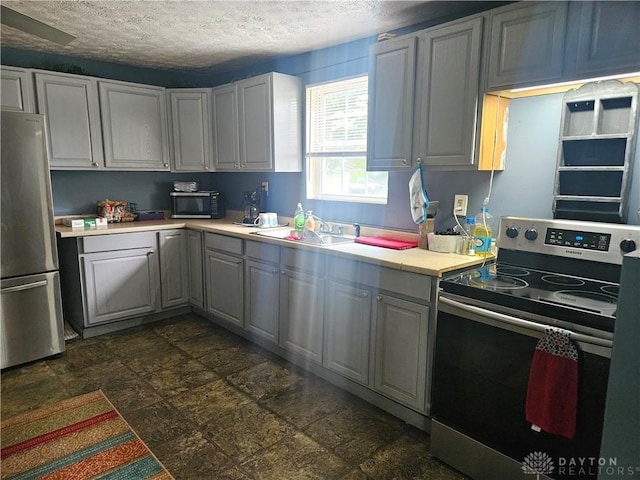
[2,280,48,294]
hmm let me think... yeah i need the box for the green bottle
[294,202,305,233]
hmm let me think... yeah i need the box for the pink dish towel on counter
[525,326,579,439]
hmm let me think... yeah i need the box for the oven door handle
[438,295,613,351]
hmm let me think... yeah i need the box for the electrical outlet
[261,181,269,194]
[454,194,468,216]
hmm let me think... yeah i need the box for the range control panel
[497,217,640,264]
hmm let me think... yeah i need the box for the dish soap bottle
[294,203,305,234]
[473,207,494,257]
[305,210,316,232]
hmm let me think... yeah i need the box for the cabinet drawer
[329,257,431,301]
[281,247,325,275]
[80,232,156,253]
[205,232,243,255]
[245,240,280,264]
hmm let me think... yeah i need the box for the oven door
[432,293,612,480]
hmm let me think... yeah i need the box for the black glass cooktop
[440,262,619,333]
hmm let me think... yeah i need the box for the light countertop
[55,218,488,277]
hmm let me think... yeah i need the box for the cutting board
[354,236,418,250]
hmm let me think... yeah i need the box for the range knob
[505,227,519,239]
[620,239,637,253]
[524,229,538,241]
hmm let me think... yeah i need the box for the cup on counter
[254,213,270,228]
[254,212,279,228]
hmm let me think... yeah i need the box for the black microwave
[170,191,225,219]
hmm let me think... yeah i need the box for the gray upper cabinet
[367,37,417,171]
[211,84,240,171]
[212,72,302,172]
[486,2,568,90]
[1,66,35,113]
[569,1,640,79]
[414,17,483,168]
[35,71,104,170]
[168,89,212,171]
[99,81,170,170]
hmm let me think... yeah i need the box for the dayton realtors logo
[522,451,554,479]
[523,452,640,478]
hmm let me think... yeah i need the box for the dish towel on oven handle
[525,326,579,439]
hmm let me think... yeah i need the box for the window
[306,76,388,204]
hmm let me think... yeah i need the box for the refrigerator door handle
[1,279,48,294]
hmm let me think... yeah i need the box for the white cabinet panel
[168,89,212,171]
[99,81,170,170]
[0,66,34,112]
[159,230,189,308]
[35,72,104,169]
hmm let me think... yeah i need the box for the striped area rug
[1,390,173,479]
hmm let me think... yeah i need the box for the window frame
[305,75,388,205]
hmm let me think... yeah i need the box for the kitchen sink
[251,229,355,246]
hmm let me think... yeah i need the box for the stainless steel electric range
[431,216,640,480]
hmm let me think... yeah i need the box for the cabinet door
[237,74,273,171]
[205,249,244,327]
[487,2,568,90]
[99,81,170,170]
[169,89,212,171]
[374,294,429,411]
[81,248,158,326]
[211,84,240,171]
[186,229,204,309]
[574,2,640,78]
[35,72,104,169]
[1,66,35,112]
[367,37,417,171]
[159,230,188,309]
[245,259,280,343]
[324,281,372,385]
[414,17,483,168]
[279,268,324,363]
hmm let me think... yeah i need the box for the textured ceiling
[1,0,497,74]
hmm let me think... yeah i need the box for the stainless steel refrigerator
[1,111,65,369]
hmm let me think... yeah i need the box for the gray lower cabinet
[186,229,204,308]
[324,280,372,385]
[486,2,568,90]
[204,233,244,327]
[374,294,429,411]
[35,71,104,170]
[158,230,189,308]
[82,247,158,326]
[99,80,170,170]
[0,66,34,113]
[245,259,280,343]
[244,240,280,343]
[279,248,325,363]
[414,16,483,168]
[167,89,212,171]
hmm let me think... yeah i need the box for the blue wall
[4,31,639,227]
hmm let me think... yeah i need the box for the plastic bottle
[464,217,476,255]
[294,203,305,234]
[305,210,316,231]
[473,207,494,257]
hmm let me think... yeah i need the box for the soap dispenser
[305,210,316,231]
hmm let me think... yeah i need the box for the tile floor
[1,313,468,480]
